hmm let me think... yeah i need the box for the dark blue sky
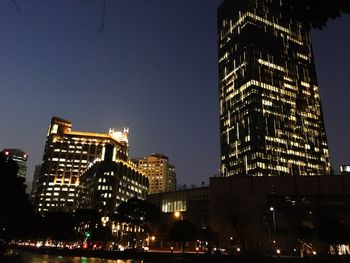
[0,1,349,187]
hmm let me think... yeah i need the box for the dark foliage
[169,219,197,253]
[114,198,160,248]
[115,198,160,231]
[37,209,100,242]
[316,219,350,245]
[91,225,113,241]
[197,226,217,243]
[40,212,76,241]
[0,153,35,240]
[169,219,197,243]
[279,0,350,29]
[295,225,315,242]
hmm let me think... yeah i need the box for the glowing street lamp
[270,207,276,234]
[174,211,181,219]
[174,211,183,220]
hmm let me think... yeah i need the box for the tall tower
[218,0,331,177]
[35,116,129,213]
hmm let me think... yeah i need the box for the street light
[174,211,183,220]
[174,211,180,218]
[270,207,276,234]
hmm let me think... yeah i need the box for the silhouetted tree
[115,198,160,231]
[0,153,34,240]
[91,225,113,244]
[197,226,217,244]
[114,198,160,247]
[169,219,197,253]
[40,212,77,241]
[278,0,350,29]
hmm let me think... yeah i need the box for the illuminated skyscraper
[218,0,331,177]
[1,149,28,178]
[35,116,129,213]
[132,153,176,194]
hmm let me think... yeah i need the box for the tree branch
[12,0,21,14]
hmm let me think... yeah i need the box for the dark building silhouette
[1,148,28,178]
[30,164,41,201]
[218,0,331,176]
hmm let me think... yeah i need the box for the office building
[1,148,28,178]
[132,153,176,194]
[218,0,331,176]
[35,116,129,213]
[31,164,41,201]
[79,144,149,216]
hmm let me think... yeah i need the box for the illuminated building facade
[340,165,350,175]
[35,116,129,213]
[79,144,149,215]
[132,153,176,194]
[218,0,331,177]
[1,148,28,178]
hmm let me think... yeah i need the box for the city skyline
[1,1,350,188]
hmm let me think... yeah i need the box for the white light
[270,207,274,211]
[109,128,129,144]
[276,249,281,254]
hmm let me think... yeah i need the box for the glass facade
[218,0,331,177]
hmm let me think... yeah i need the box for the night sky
[1,1,349,188]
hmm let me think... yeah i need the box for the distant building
[132,153,176,194]
[340,165,350,175]
[78,144,149,216]
[218,0,331,176]
[35,116,129,213]
[1,149,28,178]
[30,164,41,201]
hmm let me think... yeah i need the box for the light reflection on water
[20,253,143,263]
